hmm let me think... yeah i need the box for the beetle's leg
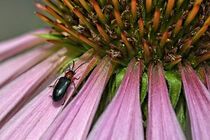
[73,82,76,90]
[62,92,68,105]
[69,80,77,92]
[73,81,81,94]
[49,79,59,88]
[75,76,80,80]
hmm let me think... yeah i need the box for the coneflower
[0,0,209,140]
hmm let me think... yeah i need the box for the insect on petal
[0,48,67,127]
[41,56,114,140]
[0,50,98,139]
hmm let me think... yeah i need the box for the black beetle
[51,61,85,104]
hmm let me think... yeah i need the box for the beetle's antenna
[74,62,87,72]
[71,61,75,70]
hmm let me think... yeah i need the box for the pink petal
[180,64,210,140]
[0,52,98,139]
[200,66,210,92]
[147,63,186,140]
[0,88,62,140]
[41,56,113,140]
[88,58,144,140]
[0,43,53,87]
[63,51,100,106]
[0,28,50,62]
[206,66,210,91]
[0,48,67,127]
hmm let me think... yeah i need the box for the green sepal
[110,68,126,99]
[175,95,186,131]
[142,100,148,127]
[140,72,148,104]
[165,71,182,108]
[33,33,63,40]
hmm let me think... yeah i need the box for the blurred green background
[0,0,48,41]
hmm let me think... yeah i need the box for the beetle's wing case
[52,77,71,101]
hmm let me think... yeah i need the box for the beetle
[51,61,86,104]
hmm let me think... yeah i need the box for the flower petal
[180,64,210,140]
[41,56,113,140]
[0,51,98,139]
[0,28,49,62]
[200,66,210,92]
[63,51,100,106]
[147,63,186,140]
[206,66,210,91]
[0,48,66,127]
[88,58,144,140]
[0,43,53,87]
